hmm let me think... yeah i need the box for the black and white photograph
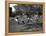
[9,4,43,32]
